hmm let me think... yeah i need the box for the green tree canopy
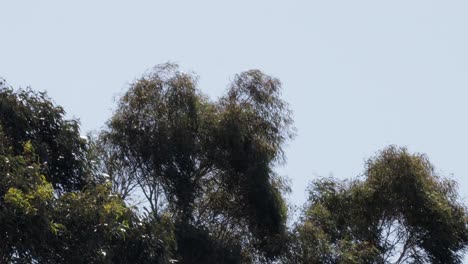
[101,63,295,262]
[0,80,173,263]
[0,81,88,192]
[1,69,467,264]
[284,146,468,264]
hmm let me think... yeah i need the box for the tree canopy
[0,67,467,263]
[0,83,88,192]
[100,64,294,262]
[283,146,468,264]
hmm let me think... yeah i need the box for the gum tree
[284,146,468,264]
[100,63,295,263]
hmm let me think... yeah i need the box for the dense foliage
[0,80,174,263]
[0,83,88,192]
[100,64,294,262]
[282,146,468,264]
[0,68,467,263]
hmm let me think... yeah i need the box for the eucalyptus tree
[283,146,468,264]
[101,63,295,262]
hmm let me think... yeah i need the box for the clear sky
[1,0,468,255]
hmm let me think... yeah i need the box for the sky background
[1,0,468,258]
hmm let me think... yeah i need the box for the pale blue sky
[1,0,468,255]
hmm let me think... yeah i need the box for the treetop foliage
[0,82,88,192]
[284,146,468,264]
[103,63,294,261]
[0,65,467,263]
